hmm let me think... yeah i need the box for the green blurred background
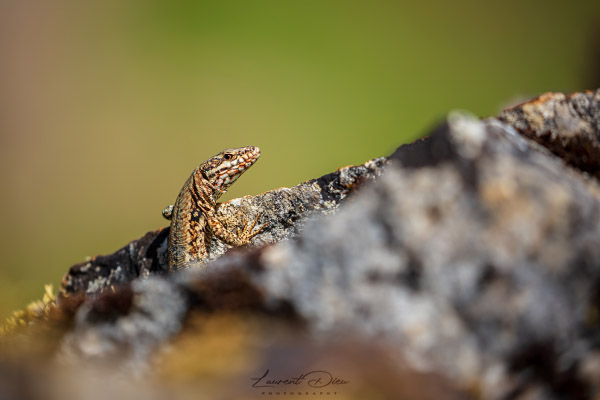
[0,0,598,319]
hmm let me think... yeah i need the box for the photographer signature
[251,369,349,388]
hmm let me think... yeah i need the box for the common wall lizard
[162,146,266,271]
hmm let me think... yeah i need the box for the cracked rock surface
[4,90,600,400]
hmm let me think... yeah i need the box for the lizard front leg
[205,211,267,247]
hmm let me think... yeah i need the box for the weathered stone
[9,90,600,399]
[143,113,596,397]
[499,89,600,179]
[57,278,186,372]
[223,114,600,398]
[60,229,165,297]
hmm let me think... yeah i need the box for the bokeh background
[0,0,598,320]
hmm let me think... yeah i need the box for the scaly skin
[163,146,265,271]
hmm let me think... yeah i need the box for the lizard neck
[192,169,224,206]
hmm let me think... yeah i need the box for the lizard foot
[237,213,268,244]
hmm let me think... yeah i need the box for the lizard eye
[223,153,232,160]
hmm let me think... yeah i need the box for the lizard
[162,146,266,271]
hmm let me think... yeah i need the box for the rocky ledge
[2,90,600,400]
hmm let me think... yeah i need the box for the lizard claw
[238,213,267,244]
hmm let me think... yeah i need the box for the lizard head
[200,146,261,194]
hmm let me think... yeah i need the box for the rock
[7,90,600,399]
[232,113,600,398]
[57,278,186,373]
[59,229,164,298]
[169,112,600,398]
[499,90,600,179]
